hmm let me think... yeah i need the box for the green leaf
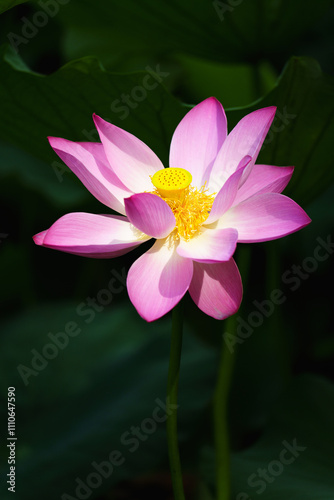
[0,141,86,206]
[0,302,218,500]
[57,0,332,66]
[2,1,331,64]
[1,46,333,208]
[227,57,334,206]
[1,48,333,209]
[173,55,278,109]
[0,0,29,15]
[0,44,185,195]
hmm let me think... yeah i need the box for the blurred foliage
[53,0,334,68]
[0,0,27,14]
[1,49,333,209]
[228,57,334,207]
[0,0,334,499]
[202,375,334,498]
[0,303,218,499]
[0,46,185,165]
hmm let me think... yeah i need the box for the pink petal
[189,259,242,320]
[77,141,112,164]
[33,230,47,246]
[48,138,131,215]
[233,165,294,205]
[124,193,176,238]
[93,114,163,193]
[205,157,251,224]
[34,213,150,258]
[218,193,311,242]
[177,228,238,263]
[209,107,276,190]
[169,97,227,188]
[127,238,193,321]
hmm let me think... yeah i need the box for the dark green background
[1,1,334,499]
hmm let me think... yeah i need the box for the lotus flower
[33,98,310,321]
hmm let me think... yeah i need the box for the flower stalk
[213,313,237,500]
[167,300,185,500]
[213,246,251,500]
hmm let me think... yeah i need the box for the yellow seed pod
[151,168,192,200]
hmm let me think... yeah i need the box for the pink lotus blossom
[33,98,311,321]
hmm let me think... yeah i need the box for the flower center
[151,167,192,200]
[151,168,215,241]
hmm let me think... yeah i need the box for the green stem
[213,313,237,500]
[167,300,185,500]
[213,245,251,500]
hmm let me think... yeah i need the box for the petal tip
[33,230,47,246]
[48,136,67,149]
[93,113,106,127]
[47,136,56,145]
[205,96,220,104]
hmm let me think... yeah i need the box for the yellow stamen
[151,168,215,241]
